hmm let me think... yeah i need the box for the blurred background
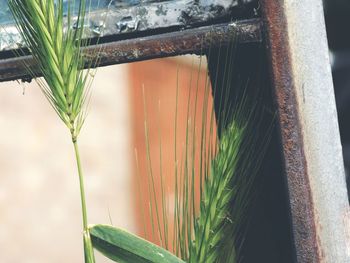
[0,62,135,263]
[0,55,209,262]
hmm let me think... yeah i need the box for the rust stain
[0,19,262,82]
[261,0,323,262]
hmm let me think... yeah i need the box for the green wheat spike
[9,0,93,139]
[142,52,268,263]
[190,116,246,263]
[9,1,97,262]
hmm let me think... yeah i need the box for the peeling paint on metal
[261,0,350,262]
[0,19,262,82]
[0,0,256,52]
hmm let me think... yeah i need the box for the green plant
[9,0,100,261]
[9,0,269,262]
[9,0,183,262]
[139,56,268,263]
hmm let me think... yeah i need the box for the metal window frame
[261,1,350,262]
[0,19,262,82]
[0,0,349,262]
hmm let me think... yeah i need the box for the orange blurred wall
[128,56,216,253]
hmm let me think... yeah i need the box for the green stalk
[72,135,95,263]
[73,138,88,231]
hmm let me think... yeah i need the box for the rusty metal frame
[0,0,257,52]
[261,0,350,262]
[1,0,349,261]
[0,19,262,82]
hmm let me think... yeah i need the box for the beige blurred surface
[0,65,135,262]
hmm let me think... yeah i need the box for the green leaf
[89,224,185,263]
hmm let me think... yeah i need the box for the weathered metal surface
[261,0,350,262]
[0,0,257,52]
[0,19,262,82]
[207,42,295,262]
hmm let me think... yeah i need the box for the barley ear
[9,1,98,262]
[9,0,94,139]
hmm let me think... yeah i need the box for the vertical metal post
[261,0,350,262]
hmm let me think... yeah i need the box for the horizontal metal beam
[0,0,256,52]
[0,19,262,82]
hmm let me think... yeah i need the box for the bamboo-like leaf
[89,224,185,263]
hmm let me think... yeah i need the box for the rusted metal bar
[0,19,262,82]
[261,0,350,262]
[0,0,257,52]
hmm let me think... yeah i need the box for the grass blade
[89,224,185,263]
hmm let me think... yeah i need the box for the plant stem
[73,138,88,231]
